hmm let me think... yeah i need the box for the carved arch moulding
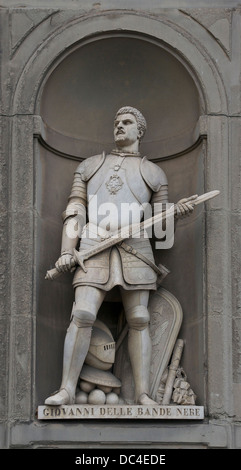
[12,11,228,115]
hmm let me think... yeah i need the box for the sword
[45,190,220,280]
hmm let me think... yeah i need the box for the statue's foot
[45,388,73,405]
[138,393,157,405]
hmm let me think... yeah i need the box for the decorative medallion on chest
[105,155,126,195]
[106,174,124,195]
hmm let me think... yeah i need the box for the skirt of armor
[73,224,157,291]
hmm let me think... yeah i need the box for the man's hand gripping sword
[45,190,220,281]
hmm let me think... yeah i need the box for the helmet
[85,319,115,370]
[80,364,121,388]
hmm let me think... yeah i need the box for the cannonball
[98,385,112,394]
[75,390,88,404]
[79,380,95,393]
[88,389,106,405]
[106,392,119,404]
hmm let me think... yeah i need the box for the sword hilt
[73,249,88,273]
[45,257,76,280]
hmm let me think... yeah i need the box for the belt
[119,241,170,285]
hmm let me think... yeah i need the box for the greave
[59,321,92,403]
[128,326,152,403]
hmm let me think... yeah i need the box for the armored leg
[45,286,106,405]
[121,289,157,405]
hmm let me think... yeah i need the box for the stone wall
[1,0,241,448]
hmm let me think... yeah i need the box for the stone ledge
[7,420,230,448]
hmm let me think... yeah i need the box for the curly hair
[115,106,147,140]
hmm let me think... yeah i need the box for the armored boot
[45,315,93,405]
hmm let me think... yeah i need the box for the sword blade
[45,190,220,280]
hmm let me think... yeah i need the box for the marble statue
[44,106,197,406]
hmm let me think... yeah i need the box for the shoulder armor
[140,156,168,192]
[75,152,106,182]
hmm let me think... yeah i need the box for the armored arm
[55,168,87,273]
[61,171,87,255]
[151,183,169,209]
[150,181,195,244]
[151,182,170,241]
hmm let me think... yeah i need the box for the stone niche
[35,32,204,409]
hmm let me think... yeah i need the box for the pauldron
[74,152,168,194]
[62,173,87,223]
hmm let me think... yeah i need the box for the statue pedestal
[38,404,204,420]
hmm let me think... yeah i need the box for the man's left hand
[176,195,197,217]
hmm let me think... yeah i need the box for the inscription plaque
[38,404,204,420]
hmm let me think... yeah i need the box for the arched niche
[39,33,202,160]
[35,32,205,406]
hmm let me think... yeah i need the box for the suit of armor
[45,108,173,407]
[67,152,168,290]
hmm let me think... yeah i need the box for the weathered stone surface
[8,317,32,420]
[181,8,232,56]
[0,0,241,449]
[10,420,229,448]
[0,318,8,421]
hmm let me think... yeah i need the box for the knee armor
[71,302,96,328]
[126,305,150,331]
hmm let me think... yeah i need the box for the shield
[149,287,183,399]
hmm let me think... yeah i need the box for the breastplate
[87,155,152,231]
